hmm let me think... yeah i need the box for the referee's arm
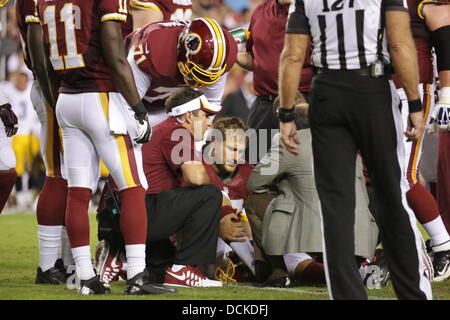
[386,10,424,141]
[278,34,310,155]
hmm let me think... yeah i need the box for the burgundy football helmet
[177,17,236,88]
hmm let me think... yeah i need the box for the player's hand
[0,103,18,137]
[219,213,246,242]
[430,102,450,131]
[134,112,152,144]
[405,111,425,142]
[280,121,300,155]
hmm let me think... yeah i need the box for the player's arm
[385,9,424,141]
[27,23,57,107]
[181,161,210,186]
[100,20,151,143]
[236,52,253,71]
[278,33,308,155]
[424,4,450,130]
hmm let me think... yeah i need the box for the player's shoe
[432,250,450,282]
[124,270,177,295]
[364,248,391,287]
[35,259,68,285]
[78,275,111,295]
[94,240,125,286]
[164,265,223,288]
[420,237,434,282]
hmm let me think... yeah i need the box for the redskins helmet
[177,18,237,88]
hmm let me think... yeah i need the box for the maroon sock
[301,261,326,284]
[429,182,437,201]
[407,182,439,224]
[119,187,147,245]
[36,176,68,226]
[0,170,17,213]
[65,187,92,248]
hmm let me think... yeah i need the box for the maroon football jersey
[394,0,433,87]
[122,0,192,38]
[130,0,192,20]
[129,20,236,110]
[37,0,128,93]
[122,0,133,38]
[142,117,200,194]
[246,0,313,95]
[204,162,253,202]
[15,0,40,73]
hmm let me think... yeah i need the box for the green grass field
[0,213,449,300]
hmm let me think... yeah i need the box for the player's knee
[66,166,98,192]
[199,184,222,210]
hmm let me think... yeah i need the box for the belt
[316,65,393,77]
[257,94,278,102]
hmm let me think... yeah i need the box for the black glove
[0,103,18,137]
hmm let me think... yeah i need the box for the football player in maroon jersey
[125,17,237,127]
[422,0,450,281]
[36,0,174,295]
[121,0,192,39]
[389,0,450,283]
[15,0,71,285]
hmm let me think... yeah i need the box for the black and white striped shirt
[287,0,408,70]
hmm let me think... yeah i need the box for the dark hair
[273,92,310,129]
[165,87,204,114]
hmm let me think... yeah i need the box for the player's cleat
[78,275,111,295]
[94,240,125,285]
[420,237,434,282]
[164,265,223,288]
[432,250,450,282]
[35,259,68,285]
[125,270,177,295]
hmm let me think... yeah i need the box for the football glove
[134,111,152,144]
[131,101,152,144]
[0,103,18,137]
[430,102,450,131]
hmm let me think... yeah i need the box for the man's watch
[277,107,295,123]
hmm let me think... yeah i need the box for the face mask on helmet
[177,18,229,88]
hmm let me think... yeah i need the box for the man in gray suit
[245,94,379,286]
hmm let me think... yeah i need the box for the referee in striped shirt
[278,0,431,300]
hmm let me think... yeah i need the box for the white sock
[71,246,96,281]
[423,216,450,249]
[283,252,313,276]
[125,244,146,279]
[229,237,255,275]
[61,227,74,267]
[38,225,63,271]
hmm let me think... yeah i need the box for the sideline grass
[0,214,449,300]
